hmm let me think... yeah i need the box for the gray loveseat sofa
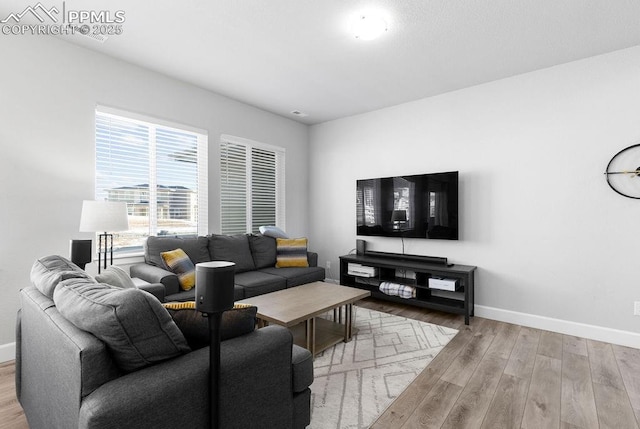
[130,234,326,302]
[16,255,313,429]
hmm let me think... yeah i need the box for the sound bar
[364,250,449,266]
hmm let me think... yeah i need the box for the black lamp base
[97,232,114,274]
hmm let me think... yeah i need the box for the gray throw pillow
[145,236,210,267]
[248,234,277,269]
[30,255,95,299]
[95,265,135,288]
[54,278,190,372]
[208,234,256,273]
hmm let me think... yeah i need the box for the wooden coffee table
[237,281,370,356]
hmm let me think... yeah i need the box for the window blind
[220,136,285,235]
[95,107,208,252]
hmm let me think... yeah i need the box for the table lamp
[79,200,129,273]
[195,261,235,429]
[391,209,407,230]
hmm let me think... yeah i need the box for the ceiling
[4,0,640,124]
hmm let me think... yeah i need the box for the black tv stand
[340,253,476,324]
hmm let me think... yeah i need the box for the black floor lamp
[195,261,235,429]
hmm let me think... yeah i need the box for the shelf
[389,277,417,286]
[340,253,476,325]
[290,317,353,355]
[354,277,381,287]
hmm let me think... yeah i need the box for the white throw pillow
[259,225,289,239]
[95,265,136,289]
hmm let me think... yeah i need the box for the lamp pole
[195,261,236,429]
[78,200,129,273]
[208,311,223,428]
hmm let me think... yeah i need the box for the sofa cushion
[275,238,309,268]
[145,236,210,267]
[53,278,190,372]
[164,285,244,302]
[30,255,95,299]
[165,288,196,302]
[248,234,277,269]
[160,248,196,291]
[163,302,257,349]
[260,266,326,288]
[94,266,135,289]
[208,234,256,273]
[234,271,286,298]
[232,285,245,301]
[166,286,244,302]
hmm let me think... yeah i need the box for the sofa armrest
[135,283,166,302]
[291,344,313,393]
[18,287,121,429]
[79,347,209,429]
[129,263,180,296]
[79,325,298,429]
[307,252,318,267]
[15,309,22,401]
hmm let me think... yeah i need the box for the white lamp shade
[79,200,129,232]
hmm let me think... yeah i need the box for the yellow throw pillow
[163,301,253,310]
[275,238,309,268]
[160,248,195,291]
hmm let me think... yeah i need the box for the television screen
[356,171,458,239]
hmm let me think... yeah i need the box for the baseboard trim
[2,305,635,362]
[0,342,16,363]
[475,305,640,349]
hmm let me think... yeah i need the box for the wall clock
[605,143,640,199]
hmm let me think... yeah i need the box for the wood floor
[2,297,639,429]
[0,359,27,429]
[358,298,640,429]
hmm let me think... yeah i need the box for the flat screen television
[356,171,458,239]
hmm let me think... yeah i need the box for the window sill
[91,252,144,266]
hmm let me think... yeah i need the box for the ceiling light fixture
[350,13,388,40]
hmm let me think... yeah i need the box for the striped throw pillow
[160,248,196,291]
[275,238,309,268]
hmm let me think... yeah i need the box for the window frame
[95,105,208,255]
[219,134,285,235]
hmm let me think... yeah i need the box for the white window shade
[95,107,208,252]
[220,135,285,235]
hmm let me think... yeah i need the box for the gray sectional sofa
[130,233,326,302]
[17,255,313,429]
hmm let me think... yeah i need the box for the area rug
[309,307,458,429]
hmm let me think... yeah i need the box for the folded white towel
[379,281,416,299]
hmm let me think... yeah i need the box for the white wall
[309,46,640,342]
[0,35,309,348]
[2,35,639,354]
